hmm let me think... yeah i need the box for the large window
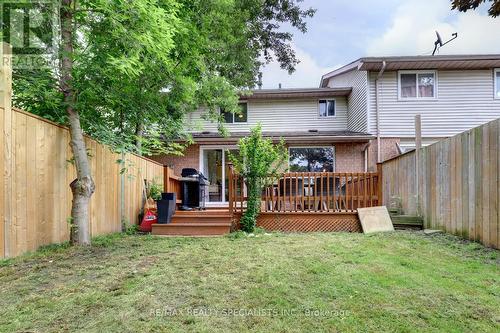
[495,69,500,99]
[289,147,335,172]
[319,99,336,117]
[221,102,248,123]
[399,71,436,99]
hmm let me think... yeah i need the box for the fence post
[1,43,12,258]
[227,163,234,216]
[377,163,383,206]
[120,152,125,231]
[415,114,422,216]
[163,166,171,193]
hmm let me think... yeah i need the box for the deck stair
[151,210,232,236]
[389,209,424,230]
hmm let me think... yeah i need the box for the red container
[139,209,157,232]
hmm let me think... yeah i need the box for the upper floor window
[495,69,500,99]
[399,71,436,99]
[221,102,248,123]
[319,99,336,117]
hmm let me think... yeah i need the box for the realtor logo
[1,0,56,55]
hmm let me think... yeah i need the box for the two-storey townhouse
[153,54,500,206]
[321,54,500,169]
[153,88,374,206]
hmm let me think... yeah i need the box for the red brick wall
[151,144,200,176]
[334,143,366,172]
[367,138,400,171]
[152,141,372,175]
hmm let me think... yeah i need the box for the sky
[260,0,500,89]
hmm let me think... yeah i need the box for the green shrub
[148,178,162,200]
[228,124,288,232]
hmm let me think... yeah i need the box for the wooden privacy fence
[228,166,381,214]
[0,107,163,258]
[380,118,500,249]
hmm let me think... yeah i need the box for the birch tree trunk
[60,0,95,245]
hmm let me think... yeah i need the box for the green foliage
[228,124,288,232]
[451,0,500,17]
[10,0,315,157]
[148,179,163,201]
[12,66,65,123]
[124,224,140,235]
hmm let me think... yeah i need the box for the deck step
[391,215,424,230]
[171,214,231,224]
[169,209,232,226]
[174,210,230,216]
[152,222,232,236]
[172,213,232,218]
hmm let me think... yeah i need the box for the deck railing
[228,165,381,214]
[163,166,182,203]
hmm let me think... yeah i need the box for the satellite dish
[435,31,443,47]
[432,31,458,55]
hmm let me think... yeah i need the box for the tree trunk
[241,177,260,232]
[134,120,144,154]
[60,0,95,245]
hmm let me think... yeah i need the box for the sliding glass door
[202,149,223,202]
[201,147,238,204]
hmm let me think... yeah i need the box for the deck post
[377,163,383,206]
[227,163,234,215]
[163,165,170,193]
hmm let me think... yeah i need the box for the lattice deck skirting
[232,212,361,233]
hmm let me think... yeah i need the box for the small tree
[228,125,288,232]
[451,0,500,17]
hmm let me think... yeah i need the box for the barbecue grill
[179,168,208,210]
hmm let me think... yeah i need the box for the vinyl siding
[368,69,500,137]
[327,70,369,132]
[188,98,348,133]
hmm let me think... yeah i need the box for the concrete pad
[423,229,444,235]
[357,206,394,234]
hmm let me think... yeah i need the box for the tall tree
[60,0,95,245]
[59,0,180,244]
[10,0,315,245]
[451,0,500,17]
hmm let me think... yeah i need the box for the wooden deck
[153,166,382,236]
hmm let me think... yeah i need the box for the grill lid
[181,168,198,177]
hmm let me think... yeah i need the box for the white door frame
[199,145,237,206]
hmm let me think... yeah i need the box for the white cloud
[260,44,337,89]
[367,0,500,56]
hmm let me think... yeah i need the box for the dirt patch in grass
[0,231,499,333]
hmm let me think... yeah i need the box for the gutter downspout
[362,142,370,172]
[375,61,386,163]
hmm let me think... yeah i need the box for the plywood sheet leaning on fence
[357,206,394,233]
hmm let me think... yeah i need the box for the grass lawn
[0,231,499,333]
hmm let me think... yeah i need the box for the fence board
[381,118,500,249]
[0,107,163,258]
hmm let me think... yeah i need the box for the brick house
[154,54,500,207]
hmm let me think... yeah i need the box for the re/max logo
[1,1,55,55]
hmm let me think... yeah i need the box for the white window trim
[220,101,249,124]
[494,68,500,99]
[398,70,438,101]
[288,146,336,172]
[318,99,336,118]
[199,145,238,206]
